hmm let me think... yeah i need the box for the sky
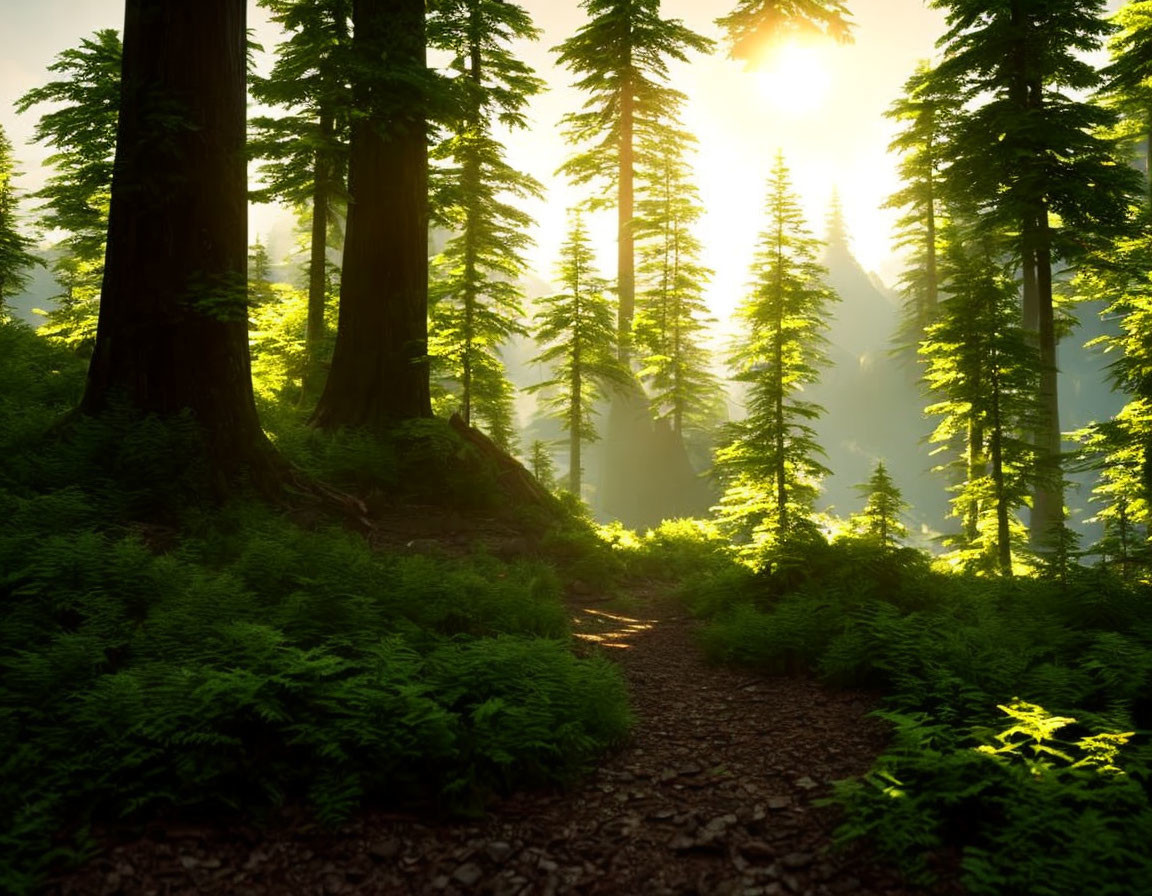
[0,0,1125,317]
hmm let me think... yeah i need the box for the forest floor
[46,581,946,896]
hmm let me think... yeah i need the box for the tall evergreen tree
[528,211,626,497]
[930,0,1140,546]
[249,0,352,397]
[884,61,954,339]
[555,0,712,358]
[83,0,274,481]
[312,0,434,429]
[715,153,837,549]
[1100,1,1152,205]
[427,0,544,451]
[717,0,852,64]
[922,220,1040,575]
[15,29,121,349]
[0,125,41,315]
[632,124,719,439]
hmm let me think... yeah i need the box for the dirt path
[49,584,928,896]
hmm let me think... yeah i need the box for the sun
[753,42,834,118]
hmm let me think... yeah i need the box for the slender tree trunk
[989,369,1011,575]
[302,107,333,399]
[966,418,984,543]
[618,71,635,361]
[1031,214,1063,545]
[924,162,938,320]
[312,0,430,429]
[570,348,582,495]
[83,0,273,483]
[774,217,787,535]
[461,26,483,425]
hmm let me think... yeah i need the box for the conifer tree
[717,0,852,64]
[884,61,954,339]
[312,0,434,429]
[15,29,121,349]
[555,0,712,357]
[427,0,544,451]
[852,461,909,548]
[0,125,41,316]
[922,220,1040,575]
[930,0,1140,546]
[82,0,276,483]
[715,153,837,548]
[250,0,352,396]
[632,125,719,439]
[529,440,558,492]
[1101,1,1152,205]
[528,211,627,496]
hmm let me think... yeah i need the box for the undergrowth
[0,321,631,894]
[682,529,1152,895]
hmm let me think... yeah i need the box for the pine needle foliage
[714,152,837,555]
[1100,1,1152,204]
[0,125,41,315]
[717,0,853,63]
[852,461,909,548]
[632,123,720,438]
[427,0,544,450]
[528,211,629,496]
[922,221,1040,576]
[15,30,121,352]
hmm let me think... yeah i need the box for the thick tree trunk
[82,0,273,482]
[312,0,430,429]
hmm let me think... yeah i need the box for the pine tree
[82,0,275,484]
[529,440,558,492]
[0,125,41,315]
[427,0,544,452]
[248,238,275,306]
[555,0,712,357]
[930,0,1141,546]
[715,153,837,549]
[312,0,435,429]
[528,211,627,496]
[632,124,719,440]
[15,29,121,349]
[717,0,852,64]
[922,219,1040,575]
[249,0,351,395]
[884,61,955,339]
[852,461,909,548]
[1100,1,1152,205]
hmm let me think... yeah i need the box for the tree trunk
[302,107,333,399]
[989,371,1011,575]
[570,356,582,496]
[966,417,984,544]
[82,0,273,483]
[617,72,635,361]
[1030,215,1063,546]
[312,0,430,429]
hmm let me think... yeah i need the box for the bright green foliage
[1100,1,1152,203]
[15,29,121,351]
[852,461,909,548]
[249,282,337,405]
[922,221,1039,575]
[0,126,41,315]
[0,321,630,894]
[717,0,852,63]
[427,0,544,451]
[930,0,1141,544]
[247,238,275,306]
[632,124,720,438]
[250,0,351,395]
[884,61,954,339]
[686,536,1152,894]
[714,153,837,555]
[528,211,628,496]
[1073,230,1152,577]
[529,440,558,492]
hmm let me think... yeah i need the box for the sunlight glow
[753,43,833,118]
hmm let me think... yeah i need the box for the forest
[1,0,1151,893]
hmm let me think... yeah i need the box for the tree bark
[312,0,430,429]
[82,0,273,483]
[1030,216,1064,545]
[302,107,333,399]
[618,74,635,361]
